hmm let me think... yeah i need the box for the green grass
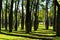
[0,34,38,40]
[0,23,58,40]
[55,37,60,40]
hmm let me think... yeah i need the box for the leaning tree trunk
[9,0,13,32]
[45,0,49,30]
[25,0,32,33]
[21,0,24,30]
[0,0,2,32]
[5,0,8,30]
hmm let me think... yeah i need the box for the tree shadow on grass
[13,30,26,34]
[0,32,40,39]
[43,29,51,30]
[0,38,9,40]
[1,32,54,40]
[30,33,56,37]
[0,31,55,40]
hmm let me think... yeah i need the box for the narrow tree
[5,0,8,30]
[34,0,38,31]
[14,0,19,31]
[9,0,14,32]
[45,0,49,30]
[53,0,56,31]
[0,0,2,32]
[14,1,17,31]
[1,0,3,28]
[21,0,24,30]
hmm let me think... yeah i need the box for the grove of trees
[0,0,60,37]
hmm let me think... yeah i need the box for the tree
[34,0,39,31]
[2,9,4,28]
[5,0,8,30]
[21,0,24,30]
[25,0,32,33]
[15,0,19,31]
[14,1,17,31]
[56,0,60,36]
[0,0,2,32]
[45,0,49,30]
[9,0,14,32]
[53,0,56,31]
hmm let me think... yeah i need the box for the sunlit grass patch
[0,34,38,40]
[0,23,56,40]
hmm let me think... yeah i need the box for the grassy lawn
[0,34,38,40]
[0,23,59,40]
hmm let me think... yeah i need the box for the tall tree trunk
[56,0,60,36]
[26,0,31,33]
[56,6,60,36]
[29,1,32,32]
[9,0,13,32]
[34,0,38,31]
[45,0,49,30]
[21,0,24,30]
[2,9,4,28]
[5,0,8,30]
[15,0,19,31]
[15,1,17,31]
[0,0,2,32]
[53,0,56,31]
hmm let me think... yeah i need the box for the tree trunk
[5,0,8,30]
[34,0,38,31]
[21,0,24,30]
[2,9,4,28]
[54,0,60,36]
[53,0,56,31]
[56,6,60,36]
[45,0,49,30]
[0,0,2,32]
[14,0,19,31]
[56,0,60,36]
[9,0,13,32]
[14,1,17,31]
[25,0,32,33]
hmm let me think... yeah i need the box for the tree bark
[45,0,49,30]
[53,0,56,31]
[56,0,60,36]
[21,0,24,30]
[9,0,14,32]
[14,0,19,31]
[25,0,32,33]
[14,1,17,31]
[0,0,2,32]
[5,0,8,30]
[56,6,60,36]
[2,9,4,28]
[34,0,38,31]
